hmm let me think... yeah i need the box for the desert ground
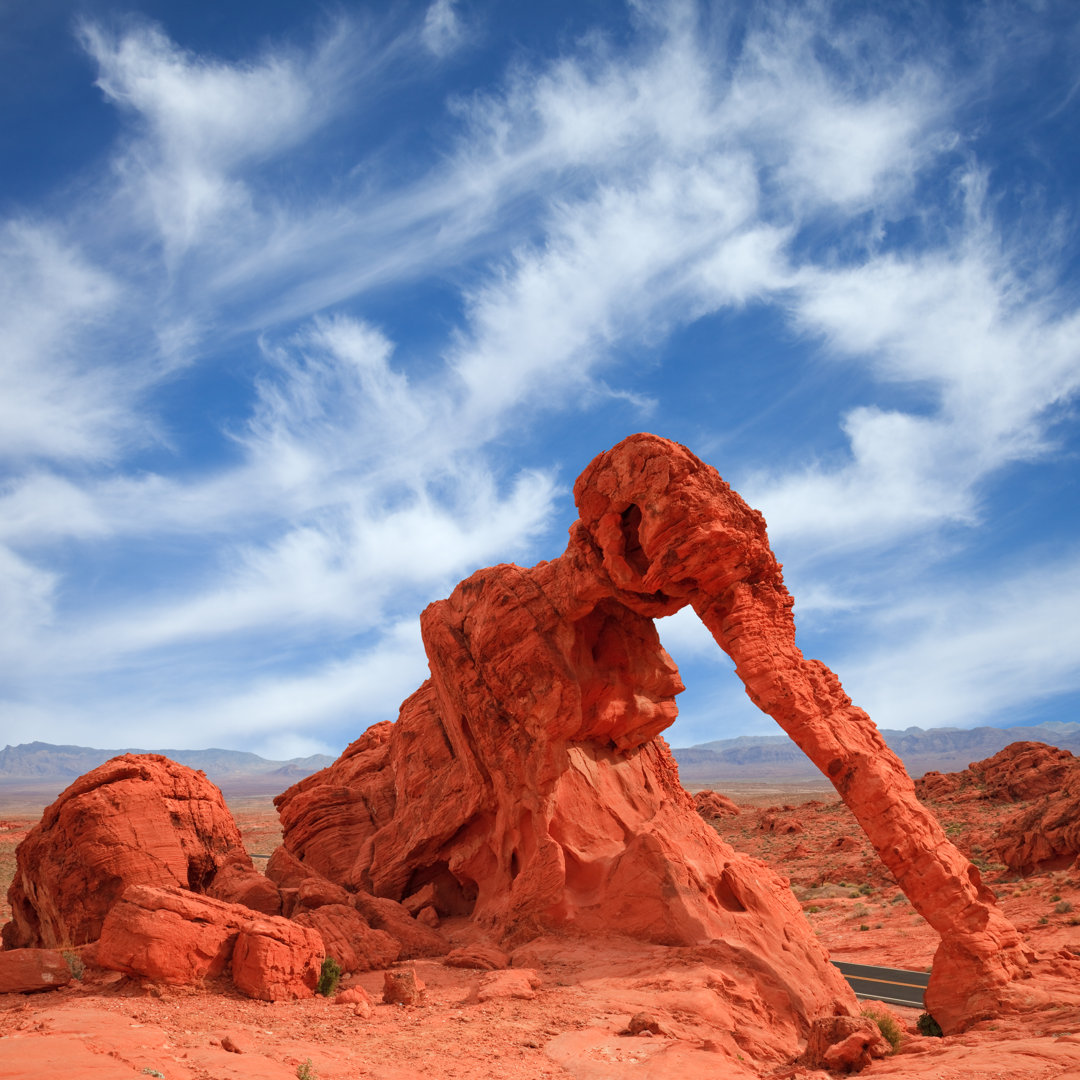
[2,778,1080,1080]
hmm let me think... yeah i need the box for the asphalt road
[831,960,929,1008]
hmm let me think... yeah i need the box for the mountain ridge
[0,741,335,783]
[671,721,1080,782]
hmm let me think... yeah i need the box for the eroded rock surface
[3,755,256,950]
[277,433,1026,1037]
[95,884,323,1000]
[917,741,1078,804]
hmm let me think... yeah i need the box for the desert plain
[3,767,1080,1080]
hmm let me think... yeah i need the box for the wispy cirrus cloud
[1,0,1078,756]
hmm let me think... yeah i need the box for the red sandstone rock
[292,904,400,973]
[693,789,740,818]
[383,967,425,1005]
[272,433,1025,1043]
[801,1015,891,1073]
[917,742,1078,804]
[2,754,255,950]
[96,885,243,985]
[206,857,282,916]
[352,893,449,959]
[0,947,73,993]
[95,883,323,1000]
[997,773,1080,874]
[444,943,509,970]
[231,919,323,1001]
[474,968,541,1002]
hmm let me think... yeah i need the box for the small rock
[624,1011,670,1037]
[221,1032,249,1054]
[0,949,73,994]
[416,905,440,928]
[383,968,425,1005]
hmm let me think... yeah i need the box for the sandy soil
[3,783,1080,1079]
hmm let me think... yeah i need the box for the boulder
[3,754,254,949]
[693,789,740,818]
[0,948,73,993]
[444,943,509,970]
[383,967,425,1005]
[231,920,324,1001]
[95,884,323,1000]
[802,1015,891,1073]
[206,857,282,916]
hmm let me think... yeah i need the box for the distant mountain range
[671,721,1080,782]
[3,721,1078,794]
[0,741,335,786]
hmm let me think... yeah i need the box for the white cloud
[840,553,1080,731]
[0,223,133,463]
[745,200,1080,553]
[78,19,346,258]
[422,0,465,58]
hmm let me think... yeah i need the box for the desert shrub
[862,1007,902,1052]
[1039,916,1049,925]
[62,949,84,980]
[1050,894,1062,902]
[858,924,869,931]
[141,1071,164,1079]
[297,1060,318,1080]
[890,893,906,905]
[316,956,342,997]
[806,905,821,913]
[916,1012,943,1038]
[852,903,869,919]
[1054,900,1073,915]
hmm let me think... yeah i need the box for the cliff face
[278,432,1027,1034]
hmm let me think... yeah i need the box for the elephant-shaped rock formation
[277,433,1028,1037]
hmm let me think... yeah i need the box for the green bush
[316,956,342,997]
[861,1007,902,1052]
[297,1060,318,1080]
[62,949,85,981]
[916,1012,943,1037]
[1054,900,1073,915]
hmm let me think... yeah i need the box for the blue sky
[2,0,1079,759]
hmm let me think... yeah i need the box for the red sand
[4,785,1080,1079]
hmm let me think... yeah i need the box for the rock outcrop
[996,775,1080,875]
[95,884,324,1000]
[276,433,1027,1037]
[693,789,741,818]
[914,740,1080,876]
[916,741,1078,804]
[2,755,259,950]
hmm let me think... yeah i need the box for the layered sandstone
[996,775,1080,874]
[917,741,1078,804]
[2,755,258,950]
[95,884,324,1000]
[278,432,1026,1037]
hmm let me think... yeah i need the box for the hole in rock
[187,855,216,893]
[619,504,651,577]
[404,861,477,916]
[510,850,521,880]
[713,869,748,913]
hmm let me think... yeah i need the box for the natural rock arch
[277,433,1027,1033]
